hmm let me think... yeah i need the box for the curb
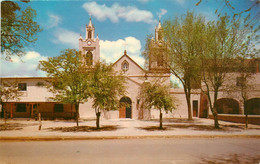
[1,135,260,141]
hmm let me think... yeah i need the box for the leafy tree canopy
[38,49,91,105]
[91,61,126,112]
[1,1,42,60]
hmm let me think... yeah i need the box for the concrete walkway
[0,118,259,140]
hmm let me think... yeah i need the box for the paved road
[0,138,259,164]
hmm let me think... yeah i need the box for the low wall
[209,114,260,125]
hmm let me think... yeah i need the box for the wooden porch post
[30,103,34,118]
[10,103,13,119]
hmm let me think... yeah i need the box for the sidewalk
[0,118,259,140]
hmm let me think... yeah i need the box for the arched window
[216,98,239,114]
[158,29,163,40]
[157,54,163,67]
[121,60,129,72]
[88,31,92,39]
[85,51,93,66]
[245,98,260,115]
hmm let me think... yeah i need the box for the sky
[1,0,259,78]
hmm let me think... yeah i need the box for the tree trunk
[187,98,192,120]
[212,108,219,129]
[212,88,220,129]
[244,99,248,128]
[38,113,42,130]
[184,86,192,120]
[96,112,101,129]
[75,103,79,127]
[159,111,163,129]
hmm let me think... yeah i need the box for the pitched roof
[112,50,146,73]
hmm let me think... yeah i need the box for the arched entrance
[216,98,239,114]
[245,98,260,115]
[119,97,132,118]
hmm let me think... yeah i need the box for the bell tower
[79,17,100,66]
[148,19,169,72]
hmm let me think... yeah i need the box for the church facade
[78,18,172,120]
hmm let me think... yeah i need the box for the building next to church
[1,18,260,124]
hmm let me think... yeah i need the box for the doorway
[119,97,132,118]
[193,100,198,117]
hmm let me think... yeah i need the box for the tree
[235,59,256,128]
[140,82,175,129]
[1,1,42,60]
[161,11,204,120]
[90,62,126,129]
[0,80,22,129]
[227,27,259,128]
[195,1,259,128]
[200,14,258,128]
[38,49,91,127]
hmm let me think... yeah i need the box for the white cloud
[51,26,144,67]
[100,37,144,67]
[46,14,62,29]
[52,28,79,48]
[0,51,48,77]
[157,9,167,18]
[82,2,156,24]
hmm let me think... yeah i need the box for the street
[0,138,259,164]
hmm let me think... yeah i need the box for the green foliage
[38,49,91,105]
[1,1,42,60]
[0,80,22,128]
[140,82,175,113]
[160,11,205,120]
[163,11,204,86]
[90,61,126,113]
[0,80,22,104]
[142,34,153,69]
[199,13,259,128]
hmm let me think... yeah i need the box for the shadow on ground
[137,126,168,131]
[138,123,260,132]
[198,154,260,164]
[0,123,30,131]
[46,125,122,132]
[162,118,203,124]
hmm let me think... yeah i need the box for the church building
[78,18,172,120]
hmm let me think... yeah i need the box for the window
[18,83,27,91]
[88,31,92,39]
[158,29,163,40]
[157,55,163,67]
[85,51,93,66]
[16,103,26,112]
[54,104,64,112]
[121,61,129,72]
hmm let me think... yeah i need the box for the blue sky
[1,0,259,77]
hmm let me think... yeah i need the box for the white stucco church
[78,18,172,120]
